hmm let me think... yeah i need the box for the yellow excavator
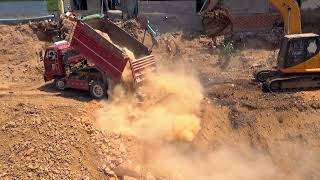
[255,0,320,91]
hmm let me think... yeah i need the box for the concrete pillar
[59,0,65,14]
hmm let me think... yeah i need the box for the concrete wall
[138,0,319,33]
[301,0,320,10]
[67,0,101,12]
[139,1,202,33]
[64,0,71,10]
[0,1,49,18]
[138,0,275,33]
[87,0,101,11]
[301,1,320,34]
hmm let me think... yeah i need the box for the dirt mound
[118,20,141,39]
[0,94,106,179]
[0,24,48,83]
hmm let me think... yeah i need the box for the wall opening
[72,0,88,10]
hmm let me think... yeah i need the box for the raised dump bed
[70,18,156,83]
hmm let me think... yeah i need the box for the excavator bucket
[129,55,157,84]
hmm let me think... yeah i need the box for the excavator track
[254,70,279,83]
[263,74,320,92]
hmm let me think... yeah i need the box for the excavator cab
[278,33,320,70]
[256,33,320,91]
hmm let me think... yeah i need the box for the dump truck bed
[70,18,155,82]
[85,18,151,58]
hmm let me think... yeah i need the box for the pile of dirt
[116,19,141,39]
[95,29,113,43]
[0,87,133,179]
[28,20,60,41]
[0,94,105,179]
[61,18,76,41]
[0,24,48,84]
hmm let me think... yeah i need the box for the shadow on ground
[38,83,93,102]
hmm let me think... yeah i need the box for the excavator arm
[269,0,302,34]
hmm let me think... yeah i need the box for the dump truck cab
[43,40,96,95]
[43,41,69,82]
[43,41,86,81]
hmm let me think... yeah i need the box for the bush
[222,41,234,57]
[47,0,59,11]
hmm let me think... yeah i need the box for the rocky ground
[1,21,320,180]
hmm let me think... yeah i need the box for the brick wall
[139,1,202,33]
[231,14,280,32]
[64,0,71,10]
[221,0,280,32]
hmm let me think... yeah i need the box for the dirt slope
[0,88,104,179]
[0,24,48,84]
[0,24,107,179]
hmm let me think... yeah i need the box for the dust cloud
[145,145,284,180]
[94,65,304,180]
[95,67,203,142]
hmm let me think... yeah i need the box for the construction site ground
[1,21,320,180]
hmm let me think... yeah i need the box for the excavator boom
[269,0,302,34]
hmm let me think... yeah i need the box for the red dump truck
[42,18,156,99]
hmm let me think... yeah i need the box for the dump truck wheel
[54,78,65,90]
[90,81,106,99]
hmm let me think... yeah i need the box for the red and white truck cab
[43,41,79,82]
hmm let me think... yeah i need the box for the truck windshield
[62,49,79,57]
[62,50,80,62]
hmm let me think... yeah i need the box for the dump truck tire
[54,78,66,90]
[90,81,106,99]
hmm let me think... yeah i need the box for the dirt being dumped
[96,67,203,142]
